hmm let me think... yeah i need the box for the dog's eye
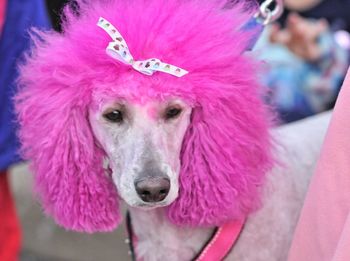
[103,110,123,123]
[165,107,182,120]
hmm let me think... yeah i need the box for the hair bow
[97,17,189,77]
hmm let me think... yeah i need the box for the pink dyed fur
[15,0,274,232]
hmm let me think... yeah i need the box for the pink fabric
[0,0,6,34]
[288,68,350,261]
[196,219,245,261]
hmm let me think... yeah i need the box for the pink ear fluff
[168,79,274,227]
[16,74,121,233]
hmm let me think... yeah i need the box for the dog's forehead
[94,96,187,116]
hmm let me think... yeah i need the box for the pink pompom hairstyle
[15,0,274,232]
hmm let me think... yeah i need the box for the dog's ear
[168,97,273,227]
[16,87,121,233]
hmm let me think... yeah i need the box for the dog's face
[89,98,192,208]
[16,0,275,231]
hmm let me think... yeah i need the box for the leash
[254,0,284,26]
[245,0,284,50]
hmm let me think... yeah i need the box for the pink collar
[126,213,245,261]
[194,219,245,261]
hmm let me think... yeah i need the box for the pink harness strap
[126,212,245,261]
[195,219,245,261]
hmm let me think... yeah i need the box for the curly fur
[15,0,274,232]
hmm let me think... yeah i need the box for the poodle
[15,0,328,260]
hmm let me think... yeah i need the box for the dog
[15,0,329,260]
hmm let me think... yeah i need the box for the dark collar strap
[126,212,137,261]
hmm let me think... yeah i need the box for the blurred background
[2,1,130,260]
[1,0,350,260]
[11,164,129,261]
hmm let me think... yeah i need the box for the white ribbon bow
[97,17,189,77]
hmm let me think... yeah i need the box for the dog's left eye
[165,107,182,120]
[103,110,124,123]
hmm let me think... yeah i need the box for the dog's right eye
[103,110,123,123]
[165,107,182,120]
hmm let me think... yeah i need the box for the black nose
[135,177,170,203]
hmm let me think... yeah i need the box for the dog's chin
[133,203,167,210]
[129,197,177,210]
